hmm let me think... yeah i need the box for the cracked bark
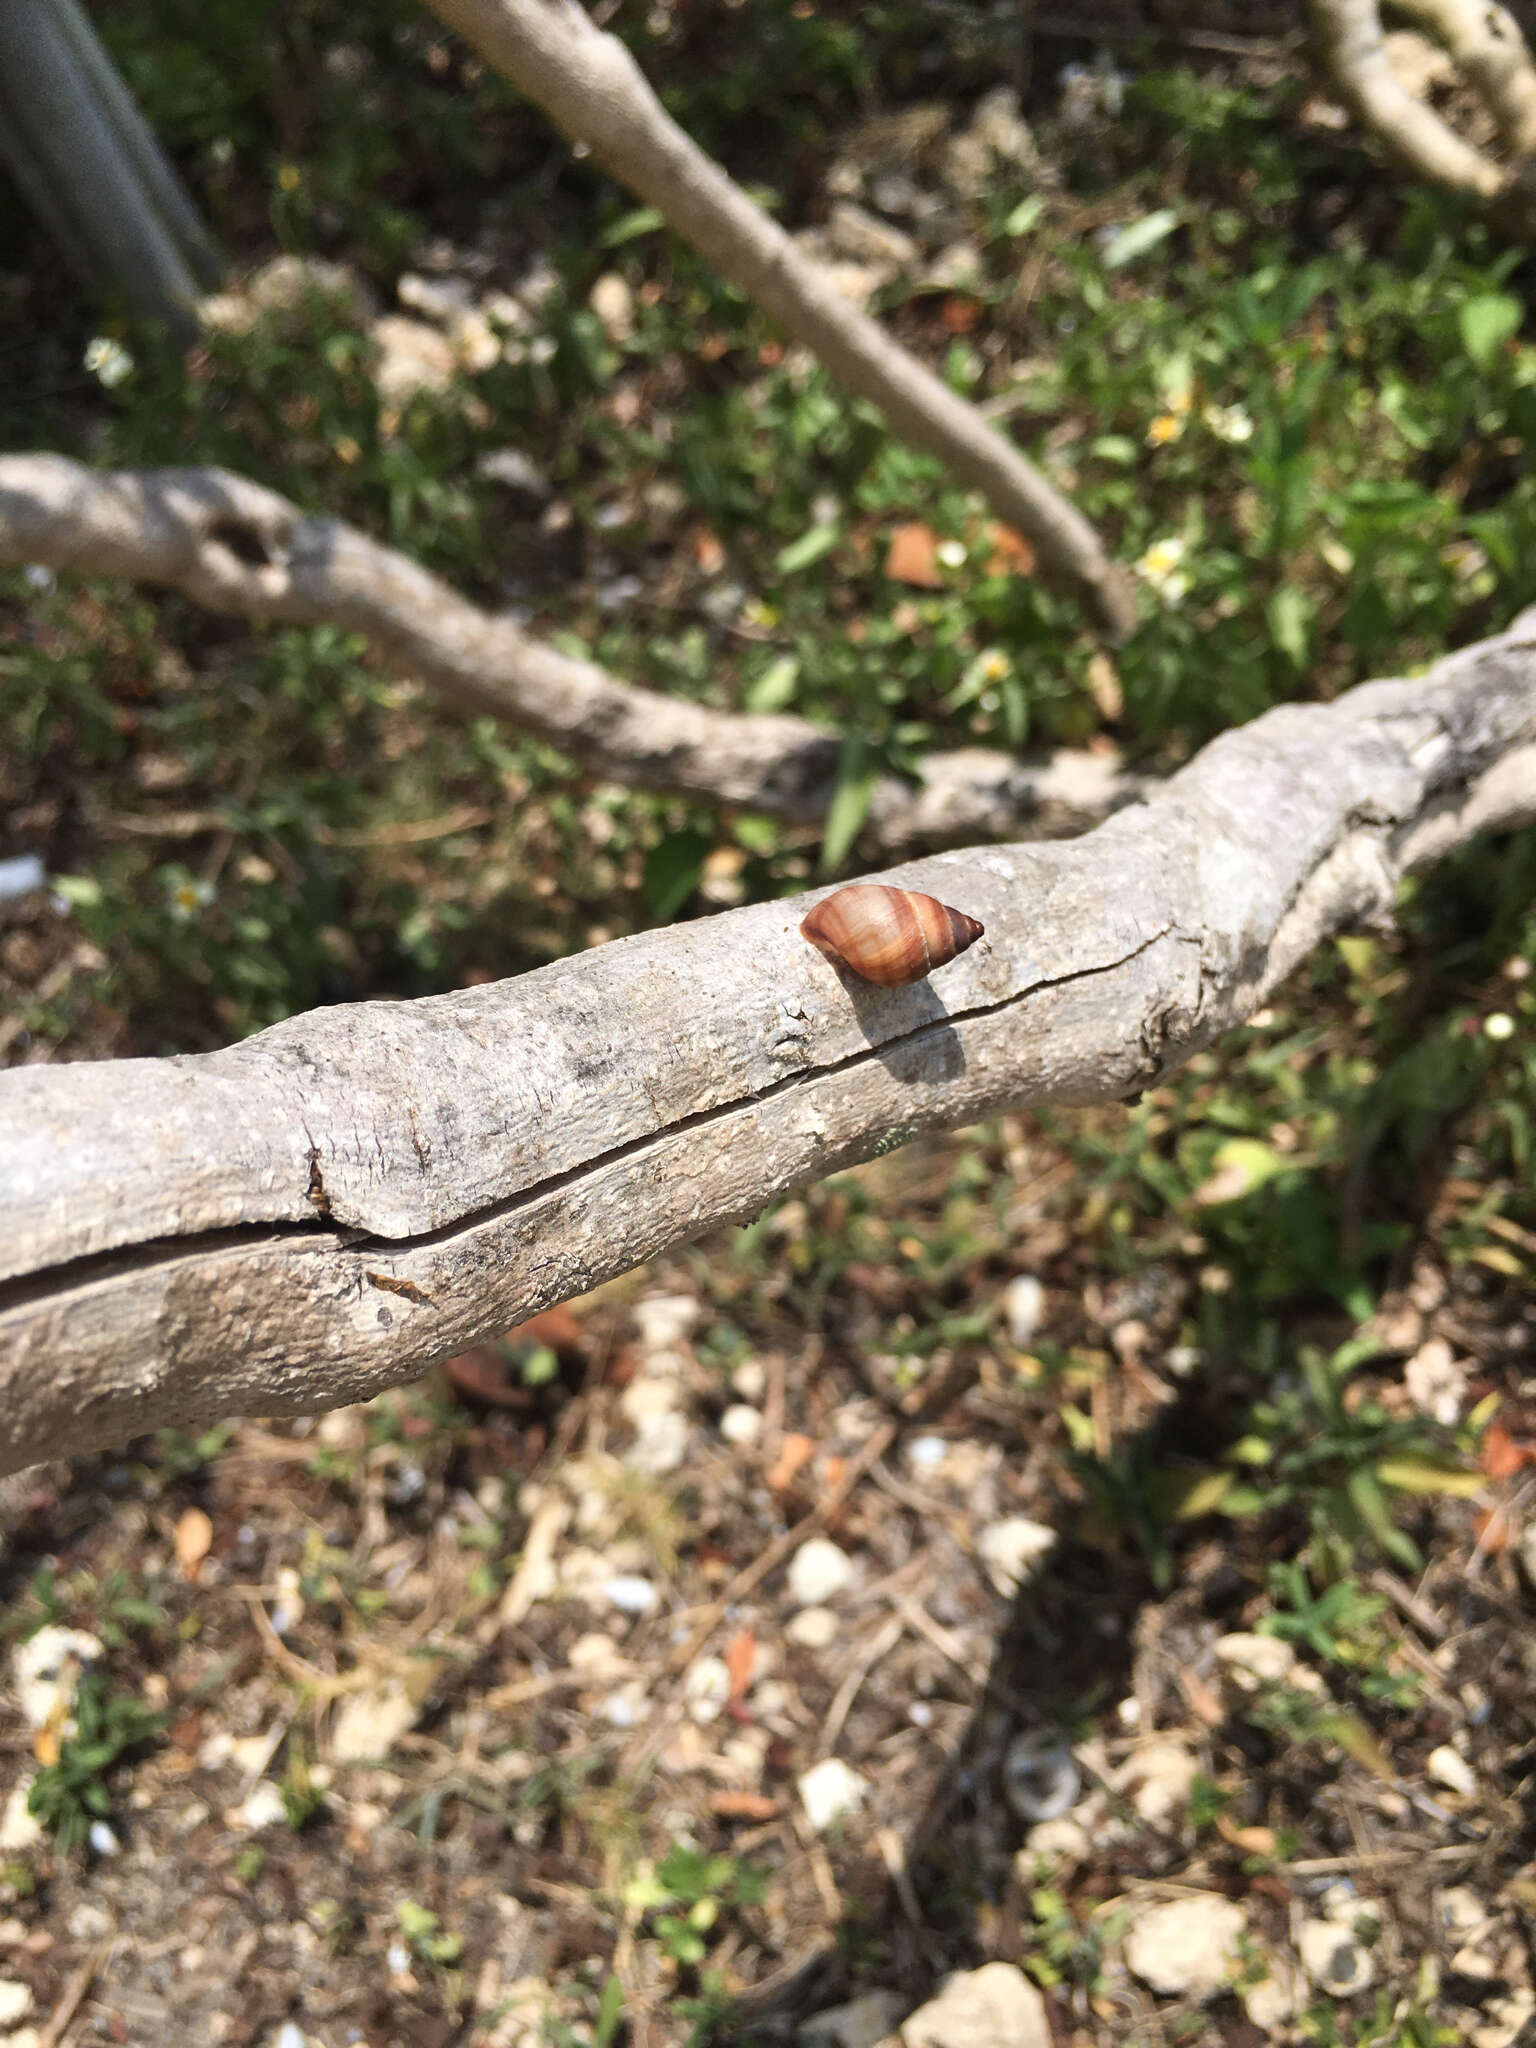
[0,455,1146,850]
[4,620,1536,1474]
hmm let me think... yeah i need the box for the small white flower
[1203,402,1254,444]
[168,876,216,921]
[83,337,134,389]
[1136,534,1193,605]
[1484,1011,1516,1041]
[935,538,968,569]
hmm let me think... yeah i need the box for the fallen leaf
[443,1346,530,1408]
[710,1790,780,1820]
[984,522,1037,577]
[1481,1422,1536,1483]
[724,1629,757,1704]
[505,1306,587,1356]
[692,526,726,575]
[940,294,981,333]
[1474,1504,1514,1553]
[884,521,945,588]
[173,1506,214,1581]
[767,1432,816,1492]
[1217,1814,1279,1856]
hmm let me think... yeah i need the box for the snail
[799,884,984,987]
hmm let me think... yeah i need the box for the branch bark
[1309,0,1536,218]
[0,454,1143,851]
[416,0,1136,639]
[5,621,1536,1475]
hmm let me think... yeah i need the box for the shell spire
[799,884,984,987]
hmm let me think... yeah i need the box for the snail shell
[799,884,984,987]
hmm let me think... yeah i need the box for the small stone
[977,1517,1056,1596]
[87,1821,120,1857]
[1440,1885,1490,1937]
[476,448,551,499]
[1471,1989,1536,2048]
[370,315,457,403]
[1241,1954,1306,2031]
[12,1627,102,1727]
[1002,1275,1045,1349]
[1117,1738,1200,1828]
[788,1538,855,1607]
[588,273,634,343]
[624,1409,689,1475]
[1405,1338,1467,1427]
[0,1982,32,2026]
[684,1657,731,1724]
[1002,1732,1080,1822]
[900,1963,1051,2048]
[271,2024,308,2048]
[799,1989,906,2048]
[1298,1917,1375,1995]
[731,1360,767,1402]
[904,1436,948,1474]
[1213,1632,1296,1689]
[331,1683,419,1764]
[599,1683,648,1729]
[1123,1894,1246,2001]
[720,1405,763,1447]
[798,1758,868,1832]
[601,1575,659,1616]
[1426,1744,1477,1798]
[633,1295,698,1352]
[787,1607,840,1650]
[0,1784,41,1853]
[235,1781,288,1832]
[824,202,918,269]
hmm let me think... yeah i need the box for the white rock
[1427,1744,1477,1797]
[0,1982,32,2026]
[900,1963,1051,2048]
[1213,1632,1296,1689]
[720,1405,763,1447]
[1404,1337,1467,1426]
[787,1607,840,1650]
[904,1436,948,1474]
[1440,1885,1490,1937]
[798,1758,868,1832]
[588,273,634,343]
[977,1517,1056,1596]
[1016,1815,1093,1868]
[1123,1894,1246,2001]
[272,2022,309,2048]
[624,1409,689,1476]
[331,1683,419,1764]
[568,1632,629,1678]
[0,1783,42,1852]
[799,1989,906,2048]
[1002,1732,1080,1822]
[788,1538,855,1608]
[370,315,457,403]
[619,1377,681,1422]
[87,1821,120,1857]
[236,1781,288,1832]
[1298,1917,1375,1995]
[1117,1738,1200,1827]
[731,1360,767,1402]
[824,202,918,269]
[2,2028,42,2048]
[1002,1275,1045,1349]
[601,1575,659,1616]
[599,1683,648,1729]
[1471,1989,1536,2048]
[633,1295,698,1352]
[1241,1953,1306,2031]
[12,1627,102,1727]
[684,1657,731,1724]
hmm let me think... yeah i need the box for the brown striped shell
[799,884,984,987]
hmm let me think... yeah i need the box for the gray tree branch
[4,620,1535,1474]
[417,0,1137,638]
[0,454,1143,851]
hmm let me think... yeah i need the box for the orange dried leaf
[692,527,726,575]
[939,295,982,333]
[767,1432,816,1492]
[173,1506,214,1581]
[1481,1422,1532,1483]
[724,1629,757,1703]
[710,1790,780,1820]
[884,521,945,588]
[984,522,1037,577]
[506,1306,587,1355]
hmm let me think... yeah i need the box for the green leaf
[1193,1137,1289,1205]
[594,1974,626,2048]
[1002,194,1045,237]
[643,827,710,920]
[775,523,839,576]
[1459,292,1522,371]
[1348,1466,1422,1570]
[819,738,879,875]
[1101,209,1179,270]
[600,206,665,247]
[1374,1454,1483,1498]
[1268,585,1312,671]
[745,655,800,713]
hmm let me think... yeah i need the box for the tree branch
[4,622,1535,1475]
[416,0,1136,639]
[1391,0,1536,156]
[0,454,1143,850]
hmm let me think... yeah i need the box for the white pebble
[787,1606,839,1649]
[0,1982,32,2026]
[788,1538,855,1607]
[1426,1744,1477,1798]
[904,1435,948,1472]
[731,1359,767,1402]
[720,1404,763,1446]
[977,1517,1056,1596]
[602,1575,659,1615]
[1003,1274,1045,1348]
[798,1757,868,1832]
[684,1656,732,1723]
[1298,1917,1375,1996]
[87,1821,120,1857]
